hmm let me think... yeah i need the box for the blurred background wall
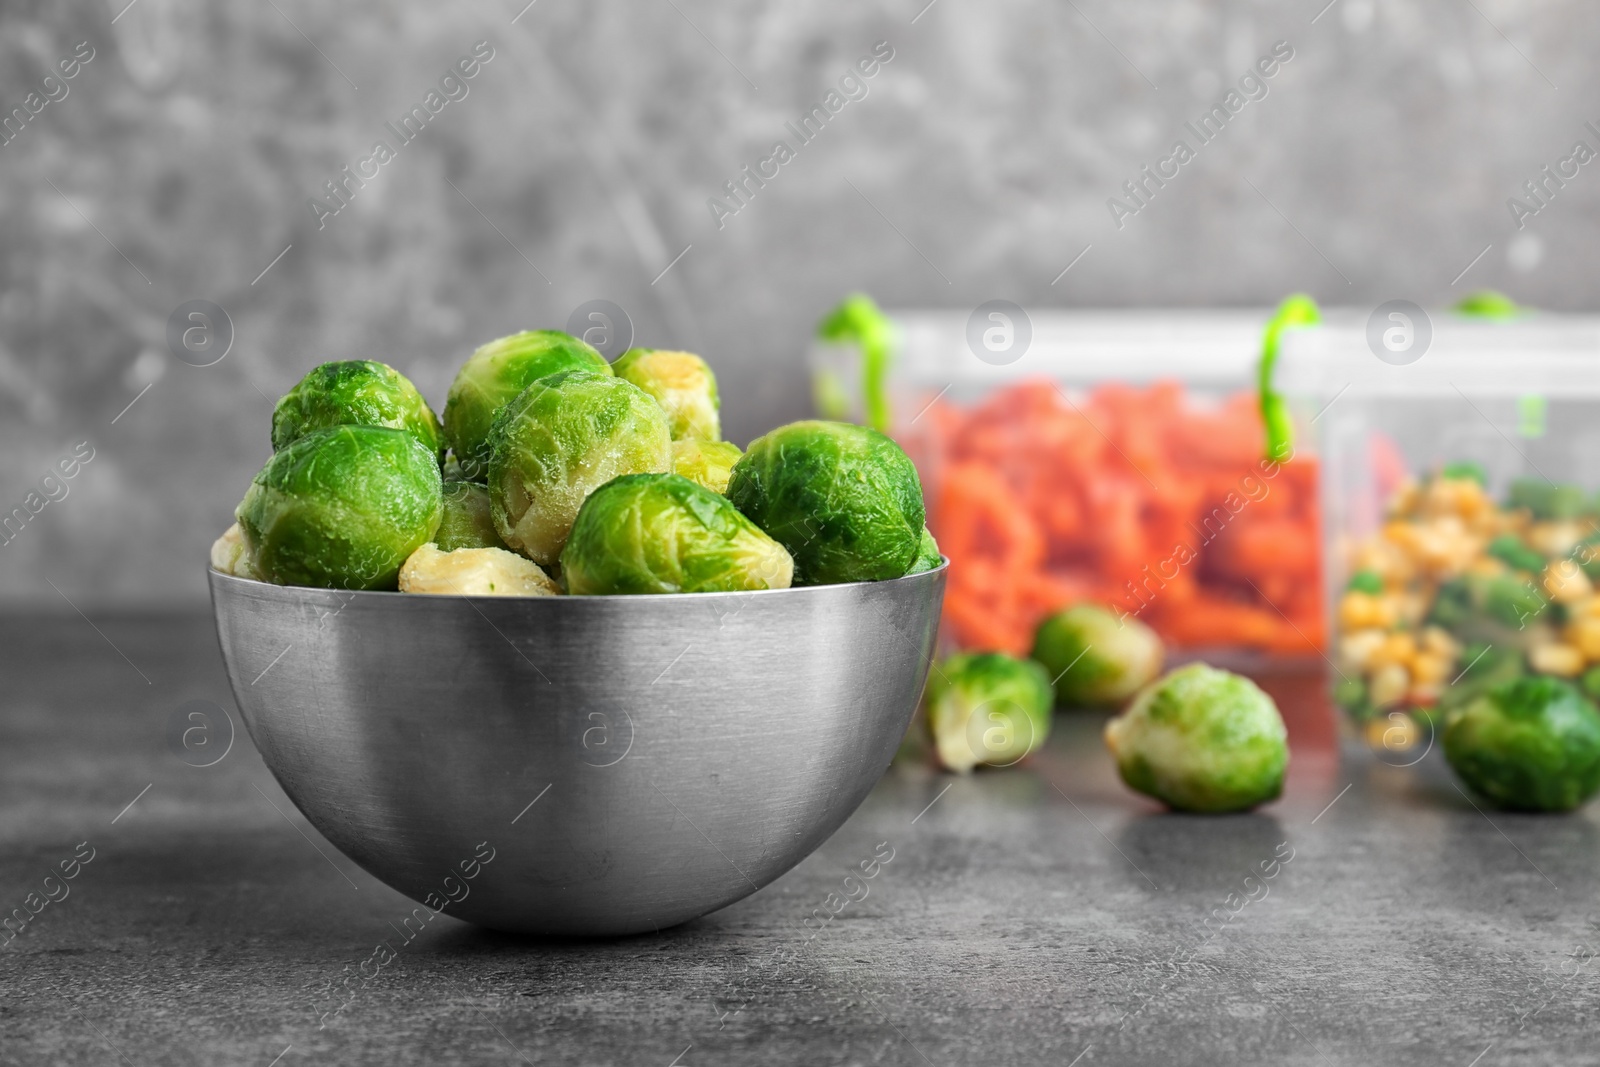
[0,0,1593,606]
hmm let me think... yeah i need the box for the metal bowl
[209,565,945,936]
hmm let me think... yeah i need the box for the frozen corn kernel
[1467,555,1508,578]
[1339,592,1377,630]
[1420,626,1461,660]
[1542,560,1593,604]
[1528,520,1584,559]
[1567,617,1600,662]
[1411,651,1451,685]
[1369,632,1419,671]
[1340,629,1387,671]
[1369,663,1410,708]
[1529,643,1585,678]
[1364,711,1420,753]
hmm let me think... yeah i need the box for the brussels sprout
[1104,663,1288,813]
[235,426,443,590]
[671,438,743,495]
[1031,604,1164,708]
[398,543,559,596]
[726,420,924,585]
[434,481,506,552]
[209,522,260,580]
[924,652,1052,773]
[443,330,610,479]
[1442,676,1600,811]
[487,370,672,565]
[906,527,942,575]
[562,473,793,595]
[271,360,443,458]
[612,348,720,441]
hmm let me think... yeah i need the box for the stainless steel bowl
[210,565,945,936]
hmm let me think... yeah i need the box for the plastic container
[811,309,1325,665]
[1278,309,1600,743]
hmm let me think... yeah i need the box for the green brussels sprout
[561,473,793,595]
[1582,665,1600,704]
[671,438,743,495]
[235,426,443,590]
[487,370,672,565]
[906,527,942,575]
[1104,663,1289,813]
[612,348,720,441]
[924,652,1052,773]
[271,360,443,458]
[443,330,610,479]
[726,420,924,585]
[1031,604,1164,707]
[434,481,507,552]
[1442,676,1600,811]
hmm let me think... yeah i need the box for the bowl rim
[208,557,947,603]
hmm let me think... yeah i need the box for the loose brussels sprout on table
[487,370,672,566]
[272,360,443,458]
[1441,676,1600,811]
[924,652,1052,773]
[234,426,443,590]
[562,473,792,595]
[1031,604,1164,708]
[1103,663,1288,813]
[726,420,924,585]
[671,438,743,496]
[443,330,610,479]
[435,481,507,552]
[398,543,558,597]
[612,348,720,441]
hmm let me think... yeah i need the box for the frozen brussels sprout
[235,426,443,590]
[398,543,559,597]
[487,370,672,565]
[905,527,942,575]
[271,360,443,458]
[435,481,506,551]
[443,330,610,479]
[612,348,720,441]
[726,420,924,585]
[209,522,260,580]
[1441,676,1600,812]
[924,652,1053,773]
[671,438,743,495]
[1031,604,1164,707]
[562,473,793,595]
[1104,663,1289,813]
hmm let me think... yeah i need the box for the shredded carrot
[908,379,1324,656]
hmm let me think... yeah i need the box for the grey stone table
[2,615,1597,1066]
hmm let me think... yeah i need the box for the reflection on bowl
[210,564,945,936]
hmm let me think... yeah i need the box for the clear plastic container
[812,309,1325,665]
[1278,310,1600,743]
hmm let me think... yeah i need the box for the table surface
[2,614,1597,1067]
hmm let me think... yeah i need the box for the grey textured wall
[1,0,1594,605]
